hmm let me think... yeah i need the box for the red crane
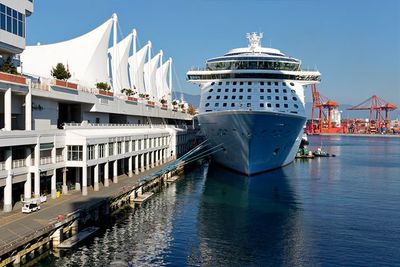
[347,95,397,133]
[310,84,339,134]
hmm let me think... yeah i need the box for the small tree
[160,99,167,105]
[172,100,178,106]
[121,88,133,96]
[95,82,111,91]
[51,63,71,80]
[0,57,18,75]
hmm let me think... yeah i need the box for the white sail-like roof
[108,34,132,94]
[21,18,113,88]
[128,43,149,94]
[156,59,171,102]
[144,51,161,100]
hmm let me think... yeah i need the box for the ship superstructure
[187,33,320,175]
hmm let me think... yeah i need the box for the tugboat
[313,147,335,157]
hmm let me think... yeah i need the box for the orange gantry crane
[309,84,340,134]
[347,95,397,133]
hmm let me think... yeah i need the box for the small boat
[58,226,99,249]
[313,147,335,157]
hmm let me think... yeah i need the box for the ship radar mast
[246,32,263,52]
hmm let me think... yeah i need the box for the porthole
[247,96,251,100]
[267,82,272,86]
[284,104,288,108]
[232,88,237,92]
[260,89,264,93]
[233,81,237,85]
[209,88,213,92]
[248,82,252,85]
[232,95,236,99]
[226,81,230,85]
[239,88,244,92]
[276,103,280,108]
[283,89,287,93]
[223,103,227,107]
[218,82,222,85]
[274,82,278,86]
[267,89,272,93]
[247,103,251,107]
[217,88,221,92]
[260,103,265,107]
[224,96,228,99]
[282,82,286,86]
[207,96,212,100]
[292,97,298,101]
[205,103,210,107]
[240,81,244,85]
[290,82,294,86]
[216,96,220,99]
[275,89,279,93]
[215,103,219,107]
[283,96,288,100]
[291,89,296,93]
[294,104,299,109]
[267,96,272,100]
[275,96,279,100]
[248,88,252,92]
[239,96,243,100]
[231,103,235,107]
[260,82,265,85]
[225,88,229,92]
[260,96,264,100]
[267,103,272,107]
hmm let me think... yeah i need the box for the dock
[58,226,99,249]
[167,175,180,183]
[131,192,154,204]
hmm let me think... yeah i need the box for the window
[260,96,264,100]
[248,88,252,92]
[291,89,296,93]
[260,103,265,107]
[233,81,237,85]
[267,103,272,107]
[294,104,299,109]
[0,4,25,37]
[209,88,213,92]
[275,96,279,100]
[283,96,288,100]
[274,82,278,86]
[232,95,236,99]
[260,82,265,85]
[99,144,105,158]
[247,103,251,107]
[226,81,230,85]
[87,145,95,160]
[231,103,235,107]
[207,96,212,100]
[239,88,244,92]
[216,96,220,99]
[292,97,298,101]
[125,141,130,152]
[260,89,264,93]
[117,142,122,154]
[275,89,279,93]
[205,103,210,107]
[232,88,237,92]
[267,89,272,93]
[267,82,272,86]
[248,82,252,85]
[247,96,251,100]
[67,146,83,161]
[239,95,243,100]
[215,103,219,107]
[225,88,229,92]
[218,82,222,85]
[284,104,288,108]
[276,103,280,108]
[240,81,244,85]
[283,89,287,93]
[224,95,228,99]
[290,82,295,86]
[109,143,114,156]
[211,82,215,85]
[267,96,272,100]
[223,103,227,107]
[282,82,286,86]
[217,88,221,92]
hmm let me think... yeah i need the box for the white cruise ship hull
[198,111,306,175]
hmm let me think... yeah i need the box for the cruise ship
[187,33,320,175]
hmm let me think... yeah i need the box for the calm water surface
[39,136,400,266]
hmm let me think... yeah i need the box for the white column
[146,152,150,170]
[25,88,32,130]
[94,164,99,191]
[104,162,109,187]
[3,149,12,212]
[150,151,154,168]
[155,150,159,166]
[82,166,87,196]
[128,156,133,175]
[113,160,118,183]
[76,168,81,191]
[140,154,144,172]
[34,140,40,197]
[4,88,12,131]
[24,147,31,200]
[134,155,139,175]
[62,167,68,194]
[51,169,56,199]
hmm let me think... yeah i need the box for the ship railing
[12,159,26,169]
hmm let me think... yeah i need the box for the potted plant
[51,63,77,89]
[95,82,113,96]
[160,98,168,109]
[146,96,155,107]
[0,57,27,85]
[122,88,138,102]
[172,100,178,112]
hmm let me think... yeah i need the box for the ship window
[240,81,244,85]
[276,103,280,108]
[232,88,237,92]
[231,103,235,107]
[290,111,298,114]
[206,110,212,112]
[275,96,279,100]
[260,89,264,93]
[223,103,227,107]
[267,103,272,107]
[233,81,237,85]
[293,97,298,101]
[248,82,252,85]
[224,96,228,99]
[267,82,272,86]
[260,96,264,100]
[282,82,286,86]
[207,96,212,100]
[226,81,230,85]
[283,96,288,100]
[291,89,296,93]
[247,96,251,100]
[260,82,265,85]
[290,82,294,86]
[274,82,278,86]
[239,88,244,92]
[232,95,236,99]
[248,88,252,92]
[225,88,229,92]
[267,96,272,100]
[218,82,222,85]
[217,88,221,92]
[215,103,219,107]
[260,103,265,107]
[211,82,215,85]
[205,103,210,107]
[267,89,272,93]
[294,104,299,109]
[216,96,220,99]
[247,103,251,107]
[239,96,243,100]
[284,104,288,108]
[273,148,280,155]
[209,89,213,92]
[283,89,287,93]
[275,89,279,93]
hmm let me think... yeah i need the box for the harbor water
[38,135,400,266]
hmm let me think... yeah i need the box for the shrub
[95,82,111,91]
[51,63,71,80]
[0,57,18,75]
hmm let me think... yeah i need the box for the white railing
[12,159,26,169]
[40,156,52,165]
[0,162,5,171]
[56,155,64,162]
[63,123,169,129]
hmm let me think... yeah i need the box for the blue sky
[26,0,400,106]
